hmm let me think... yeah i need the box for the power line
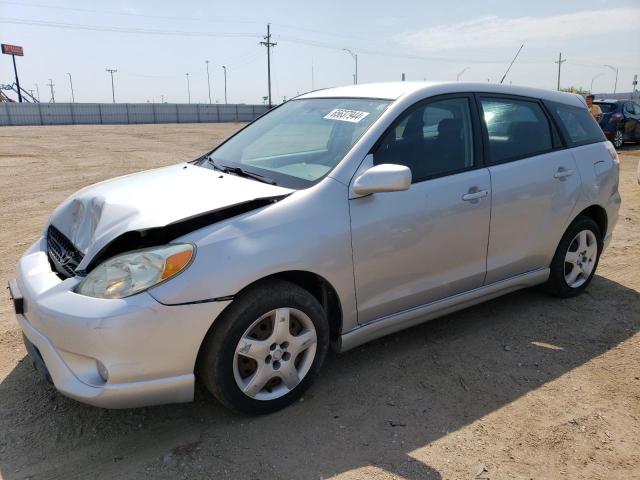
[0,17,262,38]
[0,0,371,42]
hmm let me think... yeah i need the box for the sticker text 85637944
[324,109,370,123]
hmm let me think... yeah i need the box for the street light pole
[205,60,212,104]
[343,48,358,84]
[105,68,117,103]
[604,65,619,94]
[590,73,604,93]
[186,73,191,104]
[66,72,75,103]
[456,66,470,81]
[222,65,228,104]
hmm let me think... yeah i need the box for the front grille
[47,225,84,278]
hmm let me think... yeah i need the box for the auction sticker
[324,109,370,123]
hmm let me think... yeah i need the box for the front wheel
[198,280,329,415]
[544,216,602,298]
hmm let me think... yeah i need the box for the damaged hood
[49,163,293,265]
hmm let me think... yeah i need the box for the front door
[349,95,491,324]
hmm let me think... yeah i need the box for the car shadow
[0,275,638,480]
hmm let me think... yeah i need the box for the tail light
[610,113,623,124]
[605,141,619,164]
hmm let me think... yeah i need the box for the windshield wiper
[207,157,277,185]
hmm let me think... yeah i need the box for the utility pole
[47,78,55,103]
[311,59,314,91]
[604,65,619,94]
[35,83,40,101]
[161,94,164,103]
[106,68,117,103]
[260,23,277,107]
[343,48,358,84]
[456,66,470,81]
[555,52,566,91]
[205,60,212,104]
[222,65,228,104]
[66,72,75,103]
[186,73,191,104]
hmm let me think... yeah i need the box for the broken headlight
[76,244,194,299]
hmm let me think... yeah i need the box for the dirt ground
[0,124,638,480]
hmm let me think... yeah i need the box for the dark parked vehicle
[594,99,640,148]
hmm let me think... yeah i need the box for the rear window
[595,102,617,113]
[546,101,606,147]
[479,97,553,164]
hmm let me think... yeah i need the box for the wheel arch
[196,270,344,365]
[574,204,608,239]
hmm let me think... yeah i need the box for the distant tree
[561,86,590,95]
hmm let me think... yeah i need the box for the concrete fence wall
[0,102,271,126]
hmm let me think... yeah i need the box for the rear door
[478,95,581,284]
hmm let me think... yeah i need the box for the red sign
[1,44,24,56]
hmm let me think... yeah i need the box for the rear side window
[546,101,606,147]
[479,97,553,164]
[595,102,617,113]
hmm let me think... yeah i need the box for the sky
[1,0,639,104]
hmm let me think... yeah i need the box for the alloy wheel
[564,229,597,288]
[613,130,623,149]
[233,308,317,401]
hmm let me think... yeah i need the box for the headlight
[76,244,194,299]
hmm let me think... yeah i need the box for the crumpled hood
[49,163,293,266]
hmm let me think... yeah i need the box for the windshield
[204,98,390,189]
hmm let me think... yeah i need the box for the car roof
[298,81,586,108]
[594,99,623,103]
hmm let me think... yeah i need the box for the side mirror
[352,164,412,196]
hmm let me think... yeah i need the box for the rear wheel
[198,280,329,415]
[544,216,602,298]
[613,129,624,149]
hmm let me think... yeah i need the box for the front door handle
[554,167,575,179]
[462,189,489,202]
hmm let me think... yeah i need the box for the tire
[544,215,602,298]
[613,130,624,149]
[197,279,329,415]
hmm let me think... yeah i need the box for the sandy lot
[0,124,638,480]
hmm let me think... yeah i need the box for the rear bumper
[12,237,231,408]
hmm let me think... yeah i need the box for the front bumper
[12,237,231,408]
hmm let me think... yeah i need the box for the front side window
[374,97,475,183]
[546,101,606,147]
[480,97,553,164]
[205,98,389,189]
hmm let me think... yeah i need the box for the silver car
[9,82,620,414]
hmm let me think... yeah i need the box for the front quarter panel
[148,177,358,332]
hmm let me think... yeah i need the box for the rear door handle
[462,189,489,201]
[554,167,575,179]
